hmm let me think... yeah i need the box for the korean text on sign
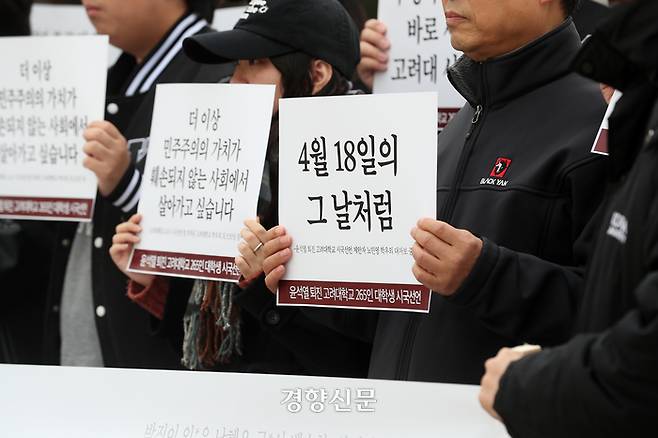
[373,0,465,129]
[0,36,108,221]
[278,92,437,312]
[128,83,275,282]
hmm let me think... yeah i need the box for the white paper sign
[373,0,465,129]
[0,35,108,221]
[591,89,622,156]
[0,365,510,438]
[278,93,437,312]
[128,83,275,282]
[30,4,121,66]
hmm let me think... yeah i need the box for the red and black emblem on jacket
[490,157,512,178]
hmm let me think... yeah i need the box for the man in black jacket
[273,0,608,384]
[42,0,233,369]
[480,1,658,436]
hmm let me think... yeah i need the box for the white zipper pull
[472,104,483,124]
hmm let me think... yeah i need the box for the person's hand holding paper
[82,120,131,196]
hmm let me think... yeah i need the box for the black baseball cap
[183,0,360,78]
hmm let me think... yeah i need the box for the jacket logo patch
[480,157,511,187]
[607,212,628,244]
[490,157,512,178]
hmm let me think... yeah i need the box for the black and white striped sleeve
[106,163,142,213]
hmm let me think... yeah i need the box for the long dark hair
[257,52,352,228]
[271,52,352,98]
[194,51,354,369]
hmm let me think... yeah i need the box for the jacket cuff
[233,275,296,329]
[238,274,255,290]
[126,277,170,320]
[106,162,142,213]
[448,237,499,307]
[493,360,524,438]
